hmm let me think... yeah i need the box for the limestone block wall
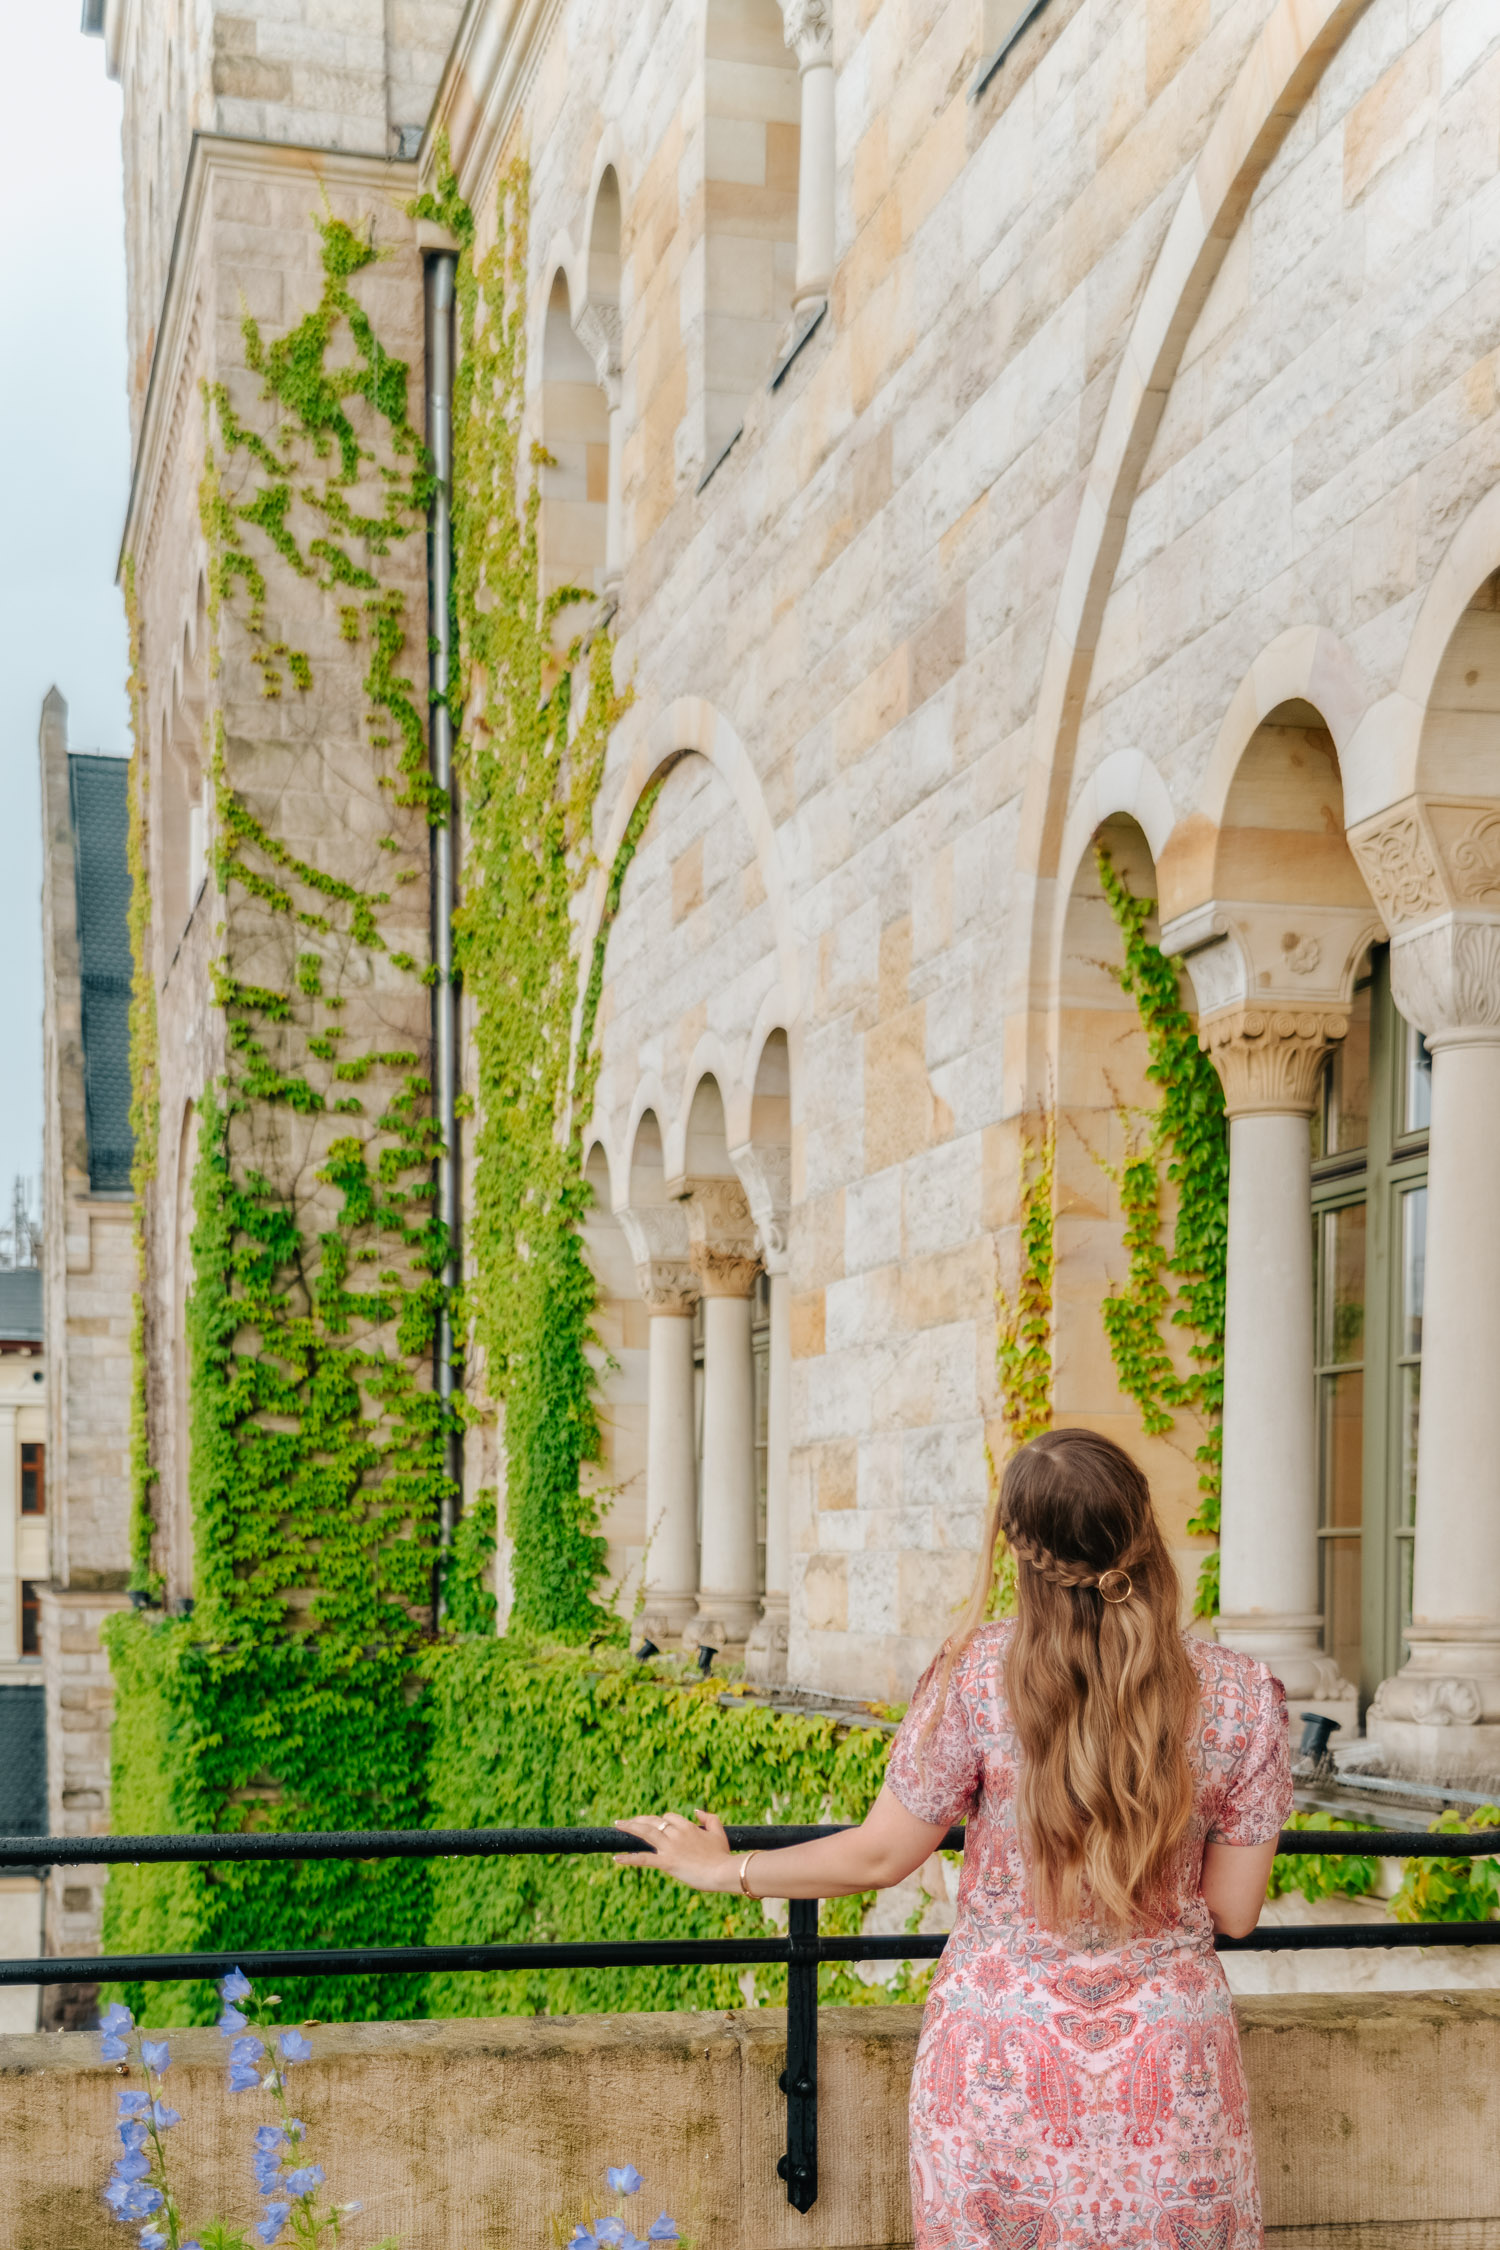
[416,0,1500,1701]
[35,1585,130,2027]
[3,1995,1500,2247]
[105,0,463,435]
[124,140,434,1608]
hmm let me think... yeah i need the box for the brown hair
[925,1428,1198,1936]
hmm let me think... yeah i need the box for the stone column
[1366,912,1500,1773]
[684,1179,762,1649]
[615,1203,699,1644]
[733,1144,791,1685]
[1165,899,1367,1733]
[574,301,624,599]
[781,0,835,311]
[1205,1009,1353,1720]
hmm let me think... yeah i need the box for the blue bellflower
[278,2029,313,2065]
[118,2120,148,2153]
[607,2167,644,2196]
[110,2154,150,2185]
[140,2039,171,2074]
[217,2003,249,2034]
[220,1967,253,2002]
[151,2102,181,2131]
[255,2201,293,2246]
[285,2164,325,2196]
[597,2216,628,2243]
[647,2216,681,2241]
[118,2092,151,2119]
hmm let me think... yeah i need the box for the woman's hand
[613,1809,738,1892]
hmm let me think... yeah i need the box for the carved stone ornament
[1451,811,1500,905]
[1389,915,1500,1044]
[573,300,623,406]
[615,1201,696,1314]
[1200,1004,1350,1116]
[781,0,833,68]
[1369,1673,1483,1728]
[730,1142,791,1274]
[1348,805,1445,930]
[683,1177,761,1298]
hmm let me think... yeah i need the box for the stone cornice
[421,0,568,209]
[120,135,419,584]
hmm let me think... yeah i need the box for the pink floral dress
[885,1623,1292,2250]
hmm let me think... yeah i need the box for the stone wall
[3,1995,1500,2248]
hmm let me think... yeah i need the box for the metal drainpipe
[425,250,461,1606]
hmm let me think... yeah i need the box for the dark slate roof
[0,1687,45,1872]
[0,1269,43,1344]
[69,754,134,1194]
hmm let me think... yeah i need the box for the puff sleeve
[1209,1661,1294,1846]
[884,1654,984,1829]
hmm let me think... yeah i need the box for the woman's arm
[1200,1837,1279,1939]
[612,1788,952,1898]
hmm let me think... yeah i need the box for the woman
[614,1427,1292,2250]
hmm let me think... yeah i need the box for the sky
[0,8,130,1212]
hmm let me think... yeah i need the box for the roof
[0,1686,46,1872]
[69,754,134,1194]
[0,1269,43,1344]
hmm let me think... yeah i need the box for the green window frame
[1311,946,1429,1705]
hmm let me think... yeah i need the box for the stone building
[37,693,135,2008]
[94,0,1500,1785]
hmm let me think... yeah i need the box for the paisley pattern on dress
[887,1626,1292,2250]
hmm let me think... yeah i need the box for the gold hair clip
[1096,1568,1133,1604]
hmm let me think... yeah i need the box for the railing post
[778,1895,818,2212]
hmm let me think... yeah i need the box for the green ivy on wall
[413,146,630,1640]
[123,557,162,1596]
[1095,846,1228,1617]
[105,207,453,2020]
[421,1639,930,2015]
[989,1117,1055,1616]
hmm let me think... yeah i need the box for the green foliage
[1267,1812,1381,1904]
[990,1120,1055,1617]
[422,1639,931,2014]
[123,557,162,1596]
[105,208,452,2018]
[440,149,630,1638]
[1391,1806,1500,1923]
[1094,847,1229,1615]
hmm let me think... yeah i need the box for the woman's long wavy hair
[926,1428,1198,1936]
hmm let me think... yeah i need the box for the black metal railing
[4,1823,1499,2214]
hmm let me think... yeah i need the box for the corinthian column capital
[683,1177,761,1298]
[781,0,833,70]
[615,1201,696,1313]
[1389,914,1500,1050]
[730,1142,791,1275]
[573,300,623,407]
[1200,1004,1350,1117]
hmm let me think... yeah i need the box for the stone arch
[539,266,608,600]
[1018,0,1375,1078]
[700,0,800,461]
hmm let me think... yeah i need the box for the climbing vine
[105,205,454,2018]
[123,557,161,1594]
[989,1117,1056,1616]
[1095,846,1228,1616]
[414,146,631,1639]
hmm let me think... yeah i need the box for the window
[20,1442,44,1516]
[20,1581,39,1656]
[1311,947,1429,1702]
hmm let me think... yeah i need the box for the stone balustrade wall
[3,1995,1499,2248]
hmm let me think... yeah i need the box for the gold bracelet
[738,1850,759,1897]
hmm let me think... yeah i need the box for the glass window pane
[1321,1369,1364,1529]
[1402,1186,1426,1357]
[1323,1536,1362,1701]
[1320,977,1372,1154]
[1401,1363,1421,1533]
[1403,1020,1433,1136]
[1320,1204,1366,1365]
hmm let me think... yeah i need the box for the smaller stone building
[37,691,135,2021]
